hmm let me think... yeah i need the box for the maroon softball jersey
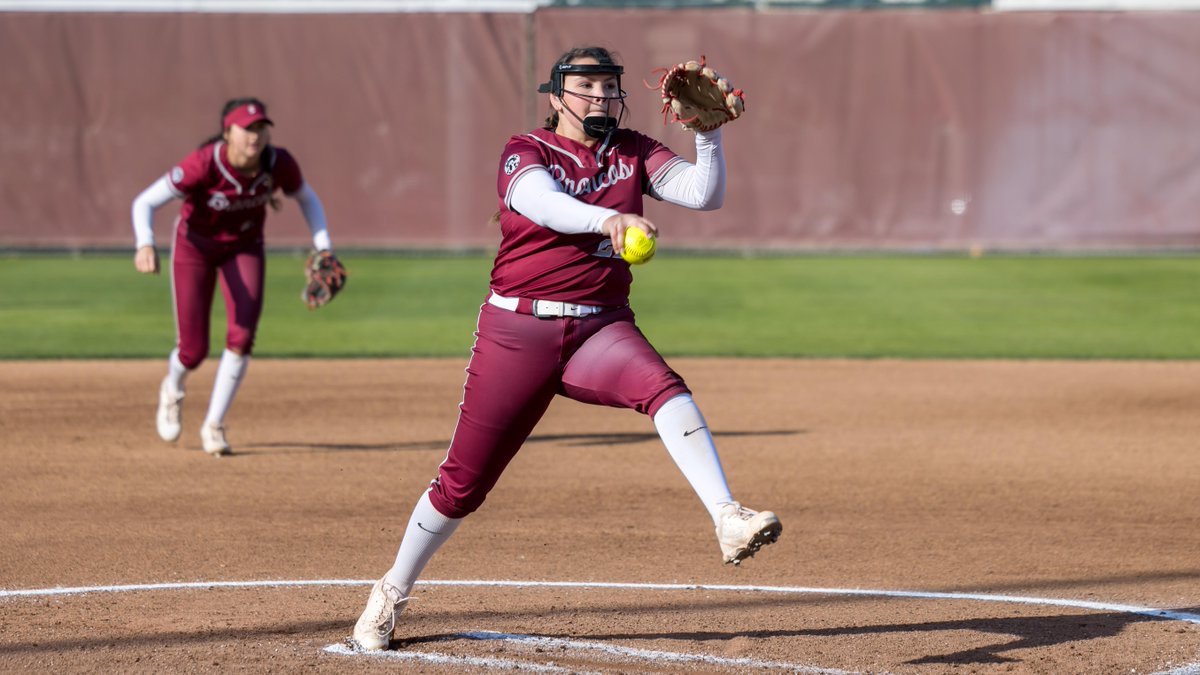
[166,142,302,367]
[426,127,694,519]
[167,142,303,242]
[492,127,684,306]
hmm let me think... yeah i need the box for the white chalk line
[462,630,857,674]
[324,630,856,674]
[1158,666,1200,675]
[5,579,1198,625]
[3,579,1196,673]
[323,641,594,673]
[0,579,368,598]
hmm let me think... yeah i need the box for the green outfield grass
[0,252,1197,359]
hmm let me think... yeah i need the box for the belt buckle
[532,300,564,318]
[531,299,601,318]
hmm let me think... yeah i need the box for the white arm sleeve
[131,176,177,249]
[647,128,726,211]
[509,168,620,235]
[291,182,332,251]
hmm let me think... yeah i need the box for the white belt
[532,300,606,317]
[487,291,610,318]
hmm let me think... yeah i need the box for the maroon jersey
[492,127,684,306]
[166,142,303,242]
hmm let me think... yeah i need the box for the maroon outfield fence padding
[0,11,530,250]
[2,8,1199,251]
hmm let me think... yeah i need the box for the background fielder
[131,97,337,456]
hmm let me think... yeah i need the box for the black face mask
[582,115,619,139]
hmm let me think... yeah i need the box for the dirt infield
[1,358,1198,673]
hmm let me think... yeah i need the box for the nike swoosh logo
[683,426,707,437]
[417,522,445,535]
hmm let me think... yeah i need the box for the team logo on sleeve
[504,154,521,176]
[170,167,184,184]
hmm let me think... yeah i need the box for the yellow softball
[621,227,656,265]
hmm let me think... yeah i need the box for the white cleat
[200,423,231,457]
[716,502,782,566]
[352,578,409,651]
[156,378,184,443]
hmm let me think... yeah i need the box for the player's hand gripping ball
[621,227,656,265]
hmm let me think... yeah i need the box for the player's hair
[542,46,621,130]
[200,97,282,211]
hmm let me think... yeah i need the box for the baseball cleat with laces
[156,378,184,443]
[716,503,782,565]
[352,578,410,651]
[200,423,231,456]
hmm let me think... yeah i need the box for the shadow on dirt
[236,429,803,455]
[799,611,1182,665]
[399,606,1195,667]
[2,591,1195,668]
[541,606,1199,667]
[525,429,803,447]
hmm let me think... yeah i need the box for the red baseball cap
[223,102,273,130]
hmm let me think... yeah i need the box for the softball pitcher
[131,97,336,456]
[352,46,780,650]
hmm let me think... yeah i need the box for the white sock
[165,348,189,394]
[203,349,248,428]
[654,394,735,525]
[383,490,463,597]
